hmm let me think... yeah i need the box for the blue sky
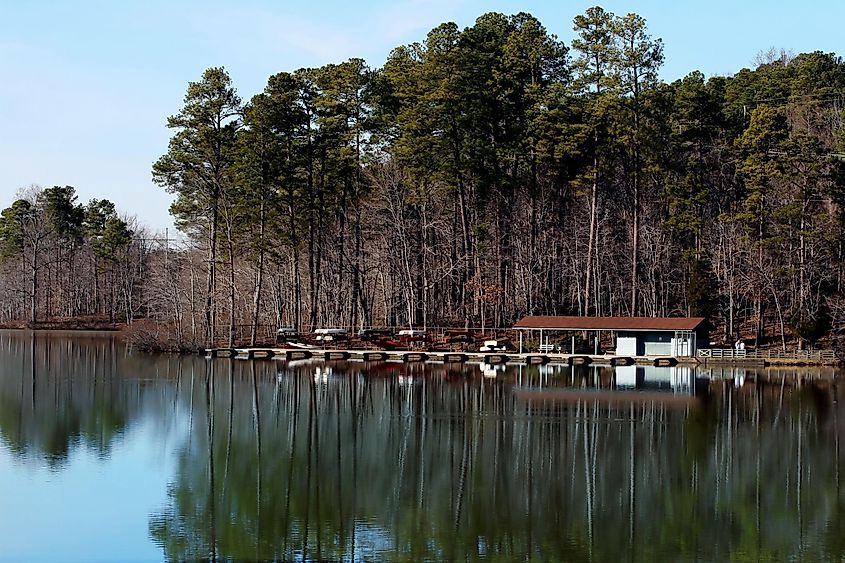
[1,0,843,232]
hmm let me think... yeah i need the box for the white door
[617,336,637,356]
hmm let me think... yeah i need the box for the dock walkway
[697,348,838,367]
[205,347,691,367]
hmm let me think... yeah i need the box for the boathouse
[513,316,706,357]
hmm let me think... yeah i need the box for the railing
[698,348,746,359]
[747,349,837,362]
[698,348,837,362]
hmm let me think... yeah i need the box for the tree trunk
[585,155,599,315]
[206,200,219,346]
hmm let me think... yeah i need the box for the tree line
[0,185,141,326]
[2,7,845,348]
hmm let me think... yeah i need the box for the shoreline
[0,322,123,331]
[0,324,840,367]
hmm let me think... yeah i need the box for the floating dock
[205,347,694,367]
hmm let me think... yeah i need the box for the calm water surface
[0,331,843,561]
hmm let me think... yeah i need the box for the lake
[0,331,842,561]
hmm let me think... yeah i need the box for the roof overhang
[513,315,705,332]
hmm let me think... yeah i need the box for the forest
[1,7,844,349]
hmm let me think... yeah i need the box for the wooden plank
[403,352,429,362]
[526,355,550,365]
[444,353,469,363]
[324,351,351,361]
[363,352,388,362]
[286,350,313,360]
[206,348,236,358]
[569,355,592,366]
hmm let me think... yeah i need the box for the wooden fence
[698,348,837,362]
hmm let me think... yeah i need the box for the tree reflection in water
[147,360,845,561]
[0,332,844,561]
[0,331,135,466]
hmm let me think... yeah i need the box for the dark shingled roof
[513,316,705,332]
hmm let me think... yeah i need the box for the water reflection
[0,331,844,561]
[0,331,134,466]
